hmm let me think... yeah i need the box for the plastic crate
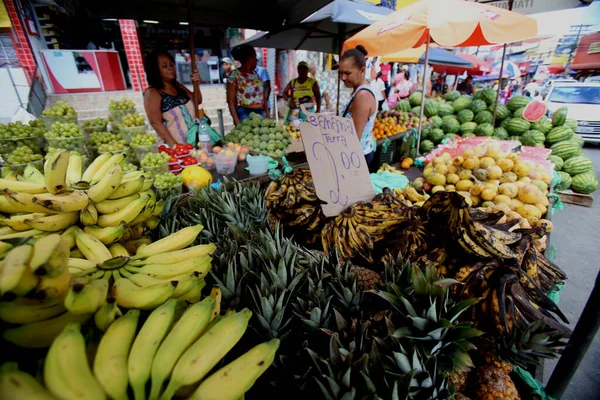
[0,136,45,156]
[372,138,399,171]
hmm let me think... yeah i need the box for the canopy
[491,61,521,78]
[381,46,472,68]
[238,0,392,54]
[434,54,492,76]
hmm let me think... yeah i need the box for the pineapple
[349,265,382,291]
[474,363,520,400]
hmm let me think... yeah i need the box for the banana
[74,228,113,264]
[160,309,252,400]
[113,271,176,310]
[0,241,13,255]
[30,234,70,278]
[0,214,36,231]
[108,243,130,258]
[36,266,71,299]
[0,228,44,240]
[19,164,45,185]
[148,297,215,400]
[209,287,222,321]
[70,248,86,258]
[94,192,140,214]
[84,222,127,245]
[88,163,124,203]
[2,168,17,179]
[123,237,152,255]
[91,153,126,185]
[64,276,109,315]
[189,339,280,400]
[128,299,177,400]
[94,298,122,332]
[129,192,157,226]
[461,209,517,259]
[0,178,47,194]
[0,297,65,324]
[120,269,196,298]
[97,193,149,228]
[11,262,39,296]
[82,153,112,183]
[0,244,32,295]
[122,170,145,180]
[94,309,139,400]
[33,191,89,213]
[133,255,212,279]
[2,311,92,348]
[136,224,203,258]
[44,150,70,195]
[44,323,106,400]
[134,243,216,265]
[174,277,205,302]
[0,362,56,400]
[66,152,83,187]
[141,176,155,192]
[449,209,494,259]
[1,190,54,213]
[107,176,145,200]
[68,258,97,270]
[145,216,160,230]
[24,211,79,232]
[404,186,425,203]
[80,202,99,226]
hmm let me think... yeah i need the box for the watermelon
[412,106,422,115]
[508,136,521,142]
[500,117,513,130]
[431,115,443,128]
[493,127,508,140]
[421,128,431,140]
[430,128,445,143]
[480,87,497,105]
[490,104,510,121]
[424,99,438,117]
[545,126,574,145]
[444,133,457,142]
[571,171,598,194]
[506,95,531,112]
[522,99,547,122]
[569,134,585,148]
[409,92,423,107]
[475,123,494,137]
[442,118,461,134]
[457,109,474,124]
[550,141,583,160]
[552,106,568,127]
[473,90,482,100]
[452,98,472,113]
[442,115,458,124]
[564,119,578,131]
[548,155,564,171]
[474,110,493,125]
[531,116,553,133]
[513,108,526,118]
[420,139,435,153]
[437,103,455,117]
[460,122,478,135]
[444,90,461,101]
[506,119,531,134]
[520,130,545,146]
[395,100,411,112]
[563,156,594,176]
[469,99,488,114]
[555,171,572,191]
[462,132,476,138]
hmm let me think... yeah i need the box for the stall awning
[570,32,600,70]
[0,1,11,29]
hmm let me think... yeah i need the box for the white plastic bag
[10,107,36,124]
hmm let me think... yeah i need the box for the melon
[564,119,578,131]
[493,127,508,140]
[409,92,423,107]
[474,110,493,125]
[548,155,564,171]
[506,95,531,112]
[444,90,461,101]
[442,118,461,134]
[452,98,472,113]
[395,100,411,112]
[469,99,488,114]
[475,123,494,137]
[545,126,573,145]
[431,116,443,128]
[555,171,572,191]
[460,122,478,136]
[480,87,497,105]
[457,109,475,124]
[506,119,531,134]
[563,156,594,176]
[491,104,510,121]
[571,171,598,194]
[420,140,435,153]
[522,99,547,122]
[424,99,439,117]
[552,106,568,127]
[569,134,585,148]
[437,103,455,117]
[430,129,445,144]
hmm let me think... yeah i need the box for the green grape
[83,118,108,129]
[153,172,183,188]
[130,133,157,147]
[44,123,84,139]
[122,162,137,173]
[120,113,146,128]
[108,99,136,111]
[89,132,122,146]
[140,152,170,167]
[41,100,76,117]
[5,145,43,164]
[98,140,128,153]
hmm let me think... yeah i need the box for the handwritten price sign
[299,110,375,217]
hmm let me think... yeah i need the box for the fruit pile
[0,121,46,155]
[44,122,85,153]
[109,98,136,111]
[285,124,301,139]
[82,118,109,130]
[120,113,145,127]
[141,152,171,169]
[374,109,428,140]
[212,142,250,161]
[130,132,157,147]
[154,172,183,188]
[4,145,44,165]
[223,112,292,158]
[41,100,76,117]
[89,132,123,147]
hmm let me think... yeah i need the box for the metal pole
[416,34,430,153]
[546,269,600,399]
[187,0,200,119]
[336,24,346,116]
[491,43,507,126]
[217,109,225,137]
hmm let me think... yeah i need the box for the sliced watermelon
[522,99,547,122]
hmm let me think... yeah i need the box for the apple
[212,146,222,153]
[224,149,236,157]
[227,142,235,148]
[199,153,208,163]
[234,144,242,153]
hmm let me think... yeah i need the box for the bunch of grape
[140,152,170,167]
[109,99,136,111]
[42,101,76,117]
[154,172,183,188]
[83,118,108,129]
[0,121,44,139]
[44,123,84,139]
[121,113,145,127]
[89,132,122,146]
[98,140,128,153]
[4,145,43,164]
[122,162,137,173]
[130,133,157,147]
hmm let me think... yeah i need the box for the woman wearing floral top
[227,44,270,125]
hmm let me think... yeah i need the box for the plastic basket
[154,182,183,201]
[3,158,44,175]
[131,144,158,164]
[120,125,147,143]
[0,136,45,156]
[45,136,86,153]
[82,124,108,136]
[110,109,136,124]
[372,138,398,171]
[142,163,169,175]
[40,115,78,130]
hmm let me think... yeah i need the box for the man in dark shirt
[457,75,475,95]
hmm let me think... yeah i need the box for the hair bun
[355,45,368,56]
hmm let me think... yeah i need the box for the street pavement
[542,144,600,399]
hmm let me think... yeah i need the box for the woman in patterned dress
[144,50,202,145]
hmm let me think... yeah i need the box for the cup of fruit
[153,172,184,200]
[215,148,239,175]
[82,118,109,136]
[130,133,159,162]
[140,152,170,174]
[2,145,44,175]
[41,101,78,130]
[191,149,216,170]
[44,122,86,153]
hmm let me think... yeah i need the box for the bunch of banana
[7,299,278,400]
[321,200,409,262]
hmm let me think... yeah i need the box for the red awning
[432,53,492,76]
[570,32,600,70]
[548,63,565,74]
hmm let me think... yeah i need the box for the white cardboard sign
[299,109,375,217]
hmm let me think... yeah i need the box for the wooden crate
[557,190,594,208]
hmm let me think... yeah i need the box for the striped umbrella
[491,61,521,78]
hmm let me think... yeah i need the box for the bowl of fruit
[117,113,147,142]
[44,122,86,153]
[41,101,78,130]
[88,132,124,157]
[122,162,138,173]
[2,145,44,175]
[191,149,216,170]
[109,99,136,123]
[0,121,46,156]
[141,152,171,174]
[153,172,184,200]
[215,148,239,175]
[130,133,158,162]
[82,118,109,135]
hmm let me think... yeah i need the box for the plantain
[460,208,518,259]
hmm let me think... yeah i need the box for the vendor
[282,61,321,123]
[339,45,377,165]
[226,44,268,125]
[143,50,202,146]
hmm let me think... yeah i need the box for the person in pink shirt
[380,62,392,94]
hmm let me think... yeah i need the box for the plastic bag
[11,107,35,124]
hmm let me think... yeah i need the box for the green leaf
[411,264,428,295]
[426,300,438,323]
[434,278,462,288]
[323,375,341,398]
[447,298,480,323]
[410,316,428,331]
[393,351,412,374]
[400,297,418,318]
[392,327,412,339]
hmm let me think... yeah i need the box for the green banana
[0,240,13,255]
[0,297,65,324]
[160,309,252,400]
[93,309,140,400]
[0,362,55,400]
[94,298,122,332]
[141,176,154,191]
[0,244,33,295]
[148,298,215,400]
[64,276,109,315]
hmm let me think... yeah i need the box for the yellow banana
[1,190,54,213]
[21,163,46,184]
[98,193,149,228]
[33,191,89,213]
[0,244,33,296]
[122,170,145,180]
[24,211,79,232]
[148,297,215,400]
[152,200,165,217]
[160,309,252,400]
[94,298,122,332]
[91,153,126,185]
[30,234,70,277]
[88,163,124,202]
[175,277,205,302]
[134,255,211,279]
[0,362,56,400]
[189,339,280,400]
[129,192,156,226]
[0,178,47,194]
[66,152,83,187]
[80,202,99,226]
[128,300,177,400]
[44,150,70,195]
[68,257,97,270]
[0,228,45,240]
[74,228,113,264]
[36,267,71,299]
[123,237,152,255]
[0,214,35,231]
[0,241,13,255]
[0,297,65,324]
[108,243,130,258]
[134,243,215,265]
[209,287,222,321]
[64,276,109,315]
[84,223,127,245]
[11,263,39,296]
[82,153,112,182]
[94,192,140,214]
[145,216,160,230]
[113,271,175,310]
[94,309,139,400]
[108,176,145,200]
[135,224,203,258]
[141,176,154,191]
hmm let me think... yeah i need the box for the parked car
[540,78,577,98]
[544,82,600,143]
[584,76,600,84]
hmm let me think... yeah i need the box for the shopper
[143,50,202,145]
[220,57,234,84]
[457,75,475,95]
[226,44,269,125]
[370,71,387,111]
[339,45,377,165]
[282,61,321,123]
[395,70,413,100]
[380,61,392,94]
